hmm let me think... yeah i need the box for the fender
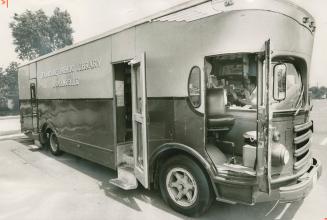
[42,120,58,134]
[149,142,219,195]
[150,142,213,170]
[39,120,58,144]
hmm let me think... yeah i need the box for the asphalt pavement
[0,115,20,136]
[0,101,326,220]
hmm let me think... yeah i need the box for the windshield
[271,63,303,111]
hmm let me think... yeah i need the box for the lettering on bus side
[38,58,101,88]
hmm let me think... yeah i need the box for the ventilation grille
[154,1,220,22]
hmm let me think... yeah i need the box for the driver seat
[207,88,235,131]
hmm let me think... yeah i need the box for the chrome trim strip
[294,121,312,132]
[58,135,114,152]
[294,130,312,144]
[294,140,310,157]
[271,159,311,184]
[213,176,257,186]
[294,150,311,170]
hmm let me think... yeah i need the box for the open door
[256,40,272,194]
[130,53,149,188]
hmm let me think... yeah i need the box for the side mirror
[273,64,287,101]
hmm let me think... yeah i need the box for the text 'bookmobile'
[18,0,322,216]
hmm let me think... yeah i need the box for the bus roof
[19,0,314,68]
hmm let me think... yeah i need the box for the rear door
[256,40,272,193]
[130,53,149,188]
[20,64,38,133]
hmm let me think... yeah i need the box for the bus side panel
[38,98,116,169]
[135,21,203,99]
[174,98,205,150]
[33,36,115,168]
[36,37,112,100]
[146,97,206,159]
[147,98,175,152]
[112,27,135,63]
[135,20,206,156]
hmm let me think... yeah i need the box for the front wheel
[49,132,63,156]
[159,155,214,217]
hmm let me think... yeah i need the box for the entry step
[122,151,134,166]
[109,165,138,190]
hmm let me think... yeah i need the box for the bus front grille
[293,121,313,171]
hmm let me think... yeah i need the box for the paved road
[0,115,20,136]
[0,101,326,220]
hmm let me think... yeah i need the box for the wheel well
[151,148,214,192]
[40,123,53,144]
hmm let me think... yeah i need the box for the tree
[309,86,327,99]
[0,62,20,111]
[9,8,73,61]
[0,67,5,100]
[4,62,19,96]
[0,62,19,112]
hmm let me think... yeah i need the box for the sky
[0,0,326,86]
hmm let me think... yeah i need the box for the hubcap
[166,167,198,207]
[50,134,59,152]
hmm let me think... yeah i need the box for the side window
[272,62,303,110]
[273,64,287,101]
[188,66,201,108]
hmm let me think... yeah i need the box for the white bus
[18,0,322,216]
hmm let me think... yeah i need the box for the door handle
[133,113,144,122]
[147,112,150,124]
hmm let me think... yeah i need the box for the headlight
[271,143,290,166]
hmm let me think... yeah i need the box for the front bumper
[278,157,322,202]
[213,157,322,204]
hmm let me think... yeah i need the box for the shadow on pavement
[18,138,303,220]
[36,146,182,217]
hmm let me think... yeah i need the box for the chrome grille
[293,121,313,171]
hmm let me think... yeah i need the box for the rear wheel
[40,129,50,148]
[159,155,213,217]
[49,132,63,156]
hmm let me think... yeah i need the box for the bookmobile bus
[18,0,322,216]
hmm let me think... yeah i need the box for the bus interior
[114,62,133,144]
[205,53,259,174]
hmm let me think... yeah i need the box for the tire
[159,155,214,217]
[49,132,63,156]
[40,130,50,148]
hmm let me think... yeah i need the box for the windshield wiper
[294,86,304,116]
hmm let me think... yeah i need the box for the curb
[0,133,26,141]
[0,115,20,120]
[0,130,21,136]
